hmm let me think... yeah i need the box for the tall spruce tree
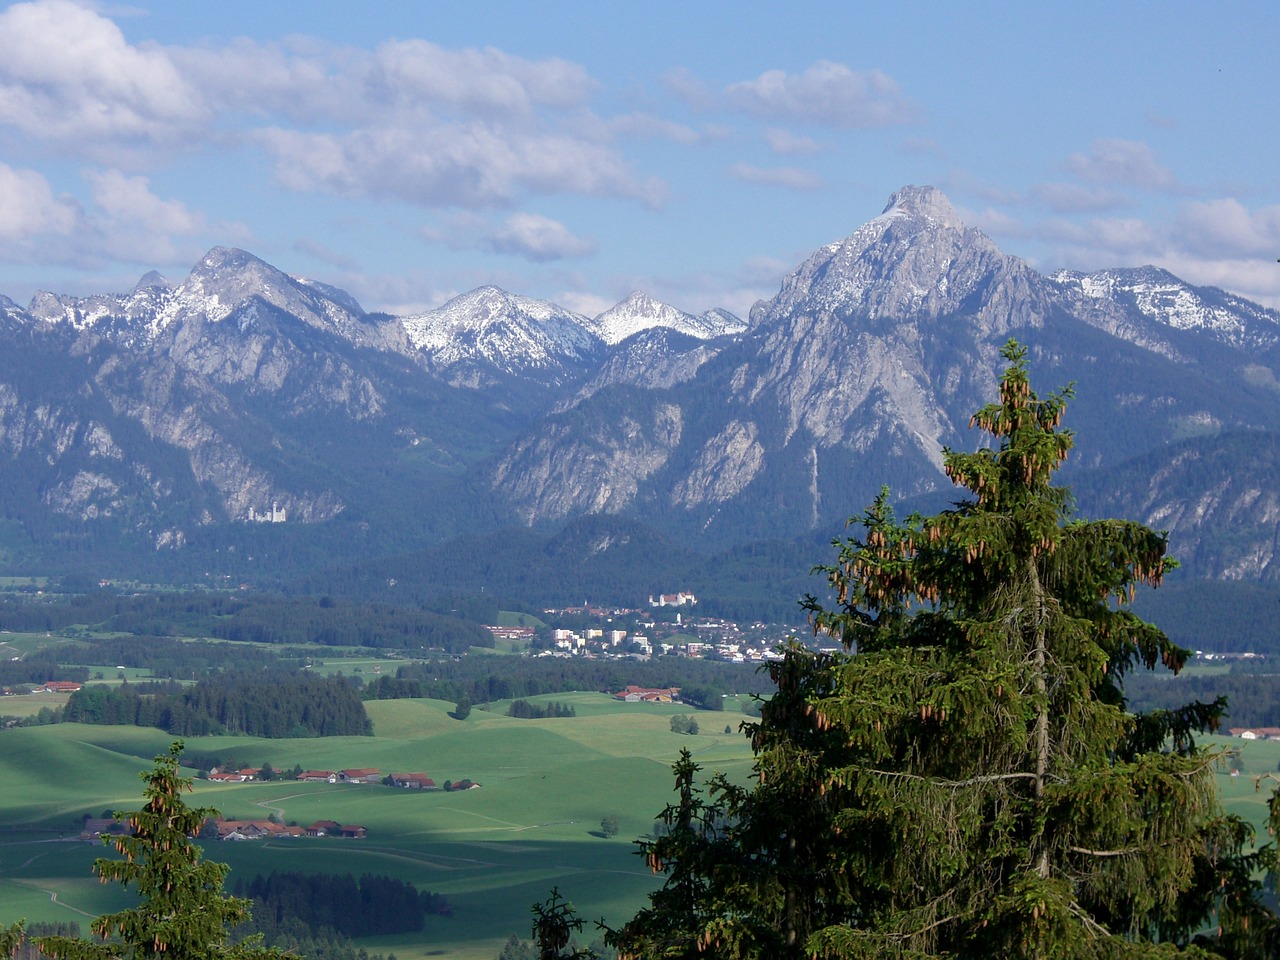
[33,741,287,960]
[610,342,1278,960]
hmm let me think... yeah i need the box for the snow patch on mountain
[585,292,743,346]
[1047,266,1280,349]
[400,286,601,378]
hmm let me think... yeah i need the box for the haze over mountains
[2,185,1279,588]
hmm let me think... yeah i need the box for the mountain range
[3,184,1279,598]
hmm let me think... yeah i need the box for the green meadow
[0,693,754,960]
[3,695,1270,960]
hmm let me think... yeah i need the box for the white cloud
[1064,139,1182,192]
[84,170,203,235]
[0,2,666,212]
[256,123,666,209]
[0,162,216,268]
[372,39,595,116]
[726,61,917,128]
[730,163,825,191]
[484,213,596,262]
[554,290,614,317]
[764,128,822,155]
[1175,198,1280,260]
[0,0,205,146]
[0,164,80,243]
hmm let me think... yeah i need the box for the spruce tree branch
[867,768,1043,788]
[1068,845,1140,858]
[1068,899,1113,938]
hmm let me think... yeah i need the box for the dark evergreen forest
[62,673,370,737]
[0,592,491,653]
[236,871,448,937]
[379,655,770,705]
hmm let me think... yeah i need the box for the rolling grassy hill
[0,694,754,960]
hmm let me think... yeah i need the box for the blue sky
[0,0,1276,318]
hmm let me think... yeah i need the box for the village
[485,590,813,663]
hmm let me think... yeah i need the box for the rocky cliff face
[488,186,1280,568]
[2,190,1279,581]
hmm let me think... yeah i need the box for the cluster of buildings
[613,685,680,703]
[483,592,805,663]
[205,765,477,791]
[522,620,787,664]
[210,818,366,840]
[1228,727,1280,740]
[246,503,288,523]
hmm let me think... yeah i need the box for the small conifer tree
[34,741,288,960]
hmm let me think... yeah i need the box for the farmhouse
[1229,727,1280,740]
[297,770,337,782]
[214,819,303,840]
[338,768,380,783]
[80,818,129,840]
[304,819,367,838]
[389,772,437,789]
[614,685,680,703]
[41,681,83,693]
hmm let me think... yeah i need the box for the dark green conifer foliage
[609,342,1278,960]
[33,741,287,960]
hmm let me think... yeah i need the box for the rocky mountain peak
[881,184,964,231]
[179,246,290,310]
[132,270,173,294]
[750,185,1047,335]
[152,246,379,349]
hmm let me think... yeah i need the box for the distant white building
[649,591,697,607]
[247,502,287,523]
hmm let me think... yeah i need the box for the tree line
[507,699,575,719]
[0,591,492,653]
[63,672,370,737]
[235,870,448,937]
[376,655,771,706]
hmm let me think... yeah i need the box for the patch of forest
[506,699,575,718]
[372,655,772,705]
[0,592,491,653]
[235,871,449,937]
[0,648,88,686]
[62,672,370,737]
[1125,666,1280,728]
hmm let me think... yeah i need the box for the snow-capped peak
[585,291,743,346]
[1047,266,1280,348]
[400,285,601,378]
[149,247,373,345]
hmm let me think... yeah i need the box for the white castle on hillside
[649,591,697,607]
[247,502,287,523]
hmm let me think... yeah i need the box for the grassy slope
[0,695,754,960]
